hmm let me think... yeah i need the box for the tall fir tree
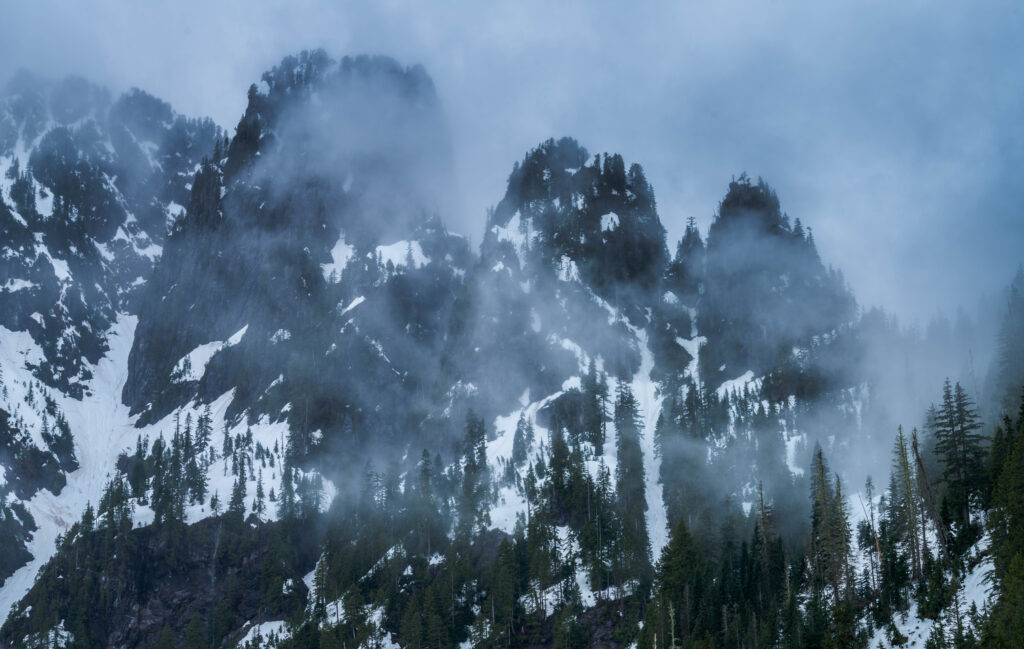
[891,426,923,580]
[934,380,985,530]
[512,412,532,468]
[614,380,652,595]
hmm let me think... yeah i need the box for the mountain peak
[486,136,667,318]
[223,51,451,246]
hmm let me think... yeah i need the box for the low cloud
[1,0,1021,319]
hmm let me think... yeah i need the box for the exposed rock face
[0,72,220,395]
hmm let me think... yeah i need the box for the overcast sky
[2,0,1021,321]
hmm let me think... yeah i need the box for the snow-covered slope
[0,72,220,395]
[0,317,139,616]
[0,314,334,620]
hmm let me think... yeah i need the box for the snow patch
[557,255,581,282]
[321,237,354,282]
[270,329,291,343]
[867,550,992,649]
[339,296,365,316]
[785,433,806,477]
[716,370,755,399]
[492,210,527,251]
[171,325,249,382]
[487,390,568,534]
[38,247,70,282]
[1,279,35,292]
[0,316,141,619]
[601,212,620,231]
[238,620,290,648]
[632,328,669,562]
[375,240,428,269]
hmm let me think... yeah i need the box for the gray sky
[2,0,1022,321]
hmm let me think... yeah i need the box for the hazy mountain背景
[0,50,1023,649]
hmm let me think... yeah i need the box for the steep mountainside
[124,54,470,474]
[0,51,1020,649]
[697,175,854,389]
[446,137,667,422]
[0,72,220,395]
[0,72,219,590]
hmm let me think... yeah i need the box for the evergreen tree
[185,442,206,506]
[81,502,95,532]
[150,435,171,524]
[830,475,854,603]
[153,626,177,649]
[167,419,186,523]
[988,394,1024,588]
[934,380,985,530]
[412,449,443,555]
[614,380,652,594]
[297,471,323,520]
[913,427,950,561]
[988,268,1024,416]
[642,520,704,649]
[127,435,148,499]
[98,475,133,534]
[313,555,330,624]
[278,454,296,520]
[228,477,247,520]
[405,241,416,269]
[222,422,233,465]
[490,538,519,644]
[255,468,266,518]
[512,412,532,467]
[891,426,923,580]
[548,423,571,516]
[458,410,490,536]
[809,447,852,605]
[984,555,1024,648]
[756,481,776,565]
[196,405,213,455]
[582,359,607,451]
[183,613,205,649]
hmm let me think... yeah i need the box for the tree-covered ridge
[4,378,1021,649]
[487,137,668,318]
[698,174,855,389]
[123,51,469,467]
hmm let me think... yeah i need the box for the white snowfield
[171,325,249,381]
[634,328,669,562]
[375,239,428,269]
[866,542,992,648]
[321,236,354,282]
[0,317,142,619]
[0,316,334,623]
[1,279,36,292]
[237,619,289,648]
[601,211,620,232]
[716,369,756,399]
[491,211,528,252]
